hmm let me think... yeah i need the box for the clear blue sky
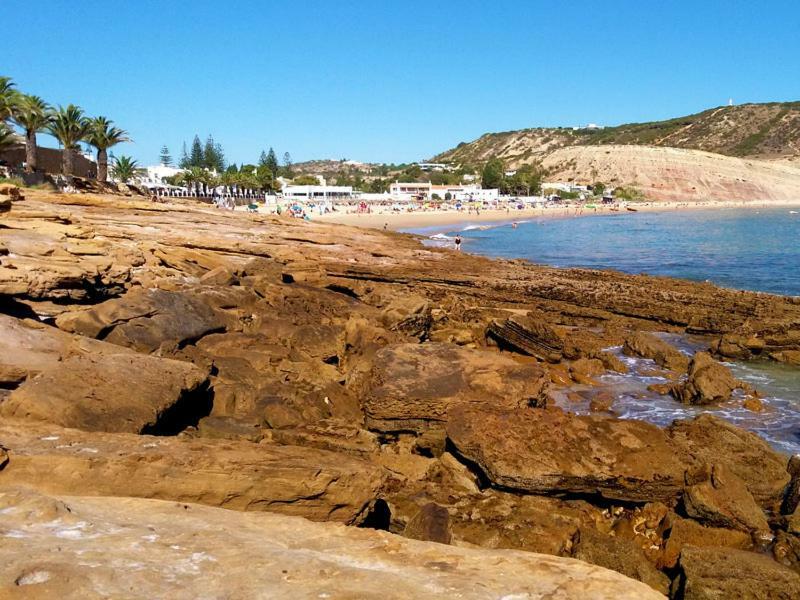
[3,0,799,166]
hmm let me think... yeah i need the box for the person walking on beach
[454,235,462,251]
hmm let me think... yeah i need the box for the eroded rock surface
[0,489,664,600]
[0,420,385,524]
[351,343,548,433]
[447,405,688,502]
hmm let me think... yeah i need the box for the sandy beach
[277,199,800,232]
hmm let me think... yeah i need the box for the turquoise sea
[412,207,800,453]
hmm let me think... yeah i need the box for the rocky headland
[1,185,800,598]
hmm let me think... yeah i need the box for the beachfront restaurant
[282,185,354,203]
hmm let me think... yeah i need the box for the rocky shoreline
[1,185,800,598]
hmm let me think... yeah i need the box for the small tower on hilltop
[728,98,734,106]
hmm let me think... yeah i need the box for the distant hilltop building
[572,123,604,131]
[416,162,454,172]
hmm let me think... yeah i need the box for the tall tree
[179,141,189,168]
[10,94,51,173]
[189,135,204,167]
[202,136,225,172]
[481,158,505,189]
[265,147,279,179]
[159,145,173,166]
[86,116,130,182]
[258,150,268,166]
[282,151,294,177]
[110,155,143,184]
[0,76,16,122]
[47,105,90,177]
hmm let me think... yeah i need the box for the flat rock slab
[447,405,688,503]
[0,352,210,434]
[675,545,800,599]
[668,413,790,508]
[0,420,386,524]
[0,488,664,600]
[351,343,548,433]
[55,287,225,353]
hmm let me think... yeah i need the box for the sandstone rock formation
[672,351,739,405]
[0,488,664,599]
[2,189,800,596]
[350,343,548,433]
[446,405,688,502]
[674,545,800,599]
[0,420,386,524]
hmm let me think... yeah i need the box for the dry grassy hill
[435,102,800,168]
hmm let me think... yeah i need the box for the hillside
[434,102,800,168]
[541,145,800,202]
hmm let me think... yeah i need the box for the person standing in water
[454,235,462,251]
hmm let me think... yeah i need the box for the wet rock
[594,350,629,373]
[571,357,605,377]
[683,463,771,534]
[403,502,452,544]
[0,489,664,600]
[572,527,670,595]
[660,517,752,569]
[0,420,386,524]
[0,352,210,434]
[672,351,738,405]
[350,343,548,433]
[771,350,800,365]
[485,314,564,362]
[774,531,800,573]
[674,545,800,600]
[623,331,689,372]
[743,396,764,411]
[782,454,800,515]
[55,288,226,353]
[447,405,688,503]
[647,382,673,395]
[548,363,573,385]
[589,391,615,412]
[668,414,791,509]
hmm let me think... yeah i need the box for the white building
[282,185,354,201]
[389,181,498,202]
[389,181,431,201]
[140,165,185,187]
[416,162,452,172]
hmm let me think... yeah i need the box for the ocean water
[418,207,800,296]
[412,207,800,453]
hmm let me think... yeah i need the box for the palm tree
[87,116,130,182]
[10,94,51,173]
[0,76,16,122]
[110,155,143,183]
[0,123,18,152]
[47,105,90,177]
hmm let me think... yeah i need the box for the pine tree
[258,150,268,167]
[265,147,279,179]
[282,151,294,177]
[159,145,173,166]
[179,142,189,168]
[189,135,204,168]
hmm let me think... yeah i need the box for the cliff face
[1,187,800,598]
[540,144,800,202]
